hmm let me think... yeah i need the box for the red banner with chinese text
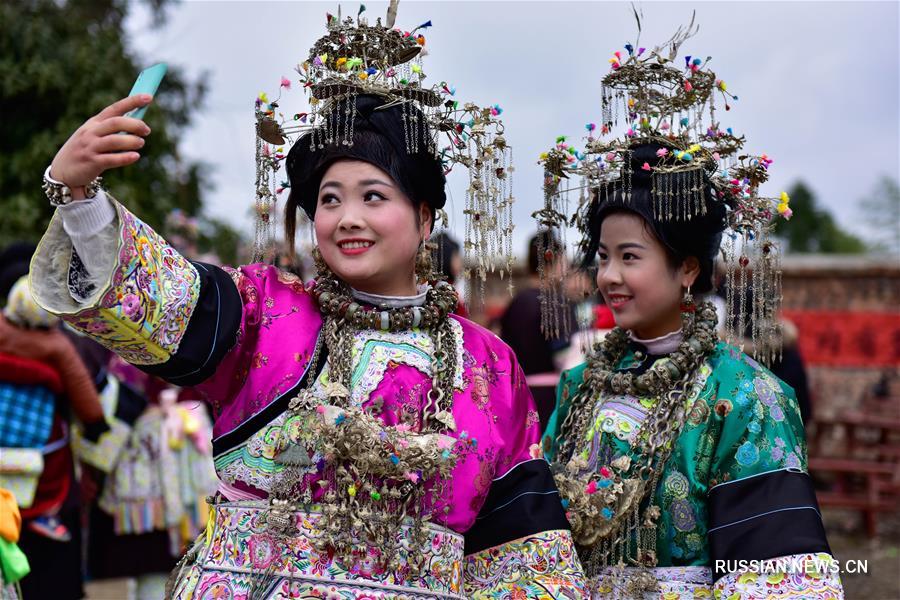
[782,310,900,367]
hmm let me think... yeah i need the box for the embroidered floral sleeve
[714,553,844,599]
[31,197,304,419]
[705,347,841,597]
[708,348,809,484]
[464,530,588,599]
[31,197,200,365]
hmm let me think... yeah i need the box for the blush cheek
[372,208,420,265]
[313,214,345,274]
[314,213,336,247]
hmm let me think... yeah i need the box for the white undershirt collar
[628,328,683,355]
[350,284,429,308]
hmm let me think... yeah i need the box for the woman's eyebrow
[617,242,646,251]
[597,241,645,250]
[358,178,394,187]
[319,180,343,191]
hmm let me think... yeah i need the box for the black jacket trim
[140,262,242,386]
[464,458,569,555]
[708,468,831,581]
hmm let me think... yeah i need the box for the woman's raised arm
[30,94,245,398]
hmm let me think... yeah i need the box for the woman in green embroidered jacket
[535,27,844,596]
[541,139,844,598]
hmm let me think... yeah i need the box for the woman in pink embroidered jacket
[30,89,586,598]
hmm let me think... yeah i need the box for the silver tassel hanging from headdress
[253,113,279,263]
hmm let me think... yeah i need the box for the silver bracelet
[42,166,102,207]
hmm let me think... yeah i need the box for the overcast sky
[126,1,899,257]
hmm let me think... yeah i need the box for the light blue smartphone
[124,63,167,120]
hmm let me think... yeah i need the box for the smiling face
[596,211,699,339]
[314,159,432,296]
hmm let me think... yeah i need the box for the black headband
[285,94,446,220]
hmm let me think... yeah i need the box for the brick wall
[780,255,900,417]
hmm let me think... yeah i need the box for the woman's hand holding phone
[49,95,154,200]
[49,63,166,201]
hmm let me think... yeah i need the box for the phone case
[125,63,167,120]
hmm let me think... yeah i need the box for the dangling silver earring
[681,285,694,312]
[680,284,696,331]
[415,238,435,282]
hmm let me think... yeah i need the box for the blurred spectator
[769,318,813,425]
[501,230,573,374]
[558,288,615,372]
[430,231,463,284]
[870,370,898,400]
[430,231,468,317]
[500,231,575,427]
[0,276,106,599]
[0,243,37,306]
[866,369,899,415]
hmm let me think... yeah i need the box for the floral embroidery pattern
[311,320,466,408]
[172,502,466,599]
[670,499,697,532]
[663,471,690,500]
[214,413,289,493]
[686,396,710,426]
[469,359,504,411]
[275,269,308,295]
[464,529,587,599]
[525,409,540,430]
[735,441,760,466]
[590,557,842,599]
[252,353,269,369]
[714,399,733,417]
[714,553,844,599]
[581,362,711,450]
[468,447,498,512]
[62,203,200,365]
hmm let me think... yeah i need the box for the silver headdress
[536,14,792,363]
[252,1,515,302]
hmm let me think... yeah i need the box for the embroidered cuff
[714,553,844,598]
[31,197,200,365]
[464,529,587,599]
[708,468,831,581]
